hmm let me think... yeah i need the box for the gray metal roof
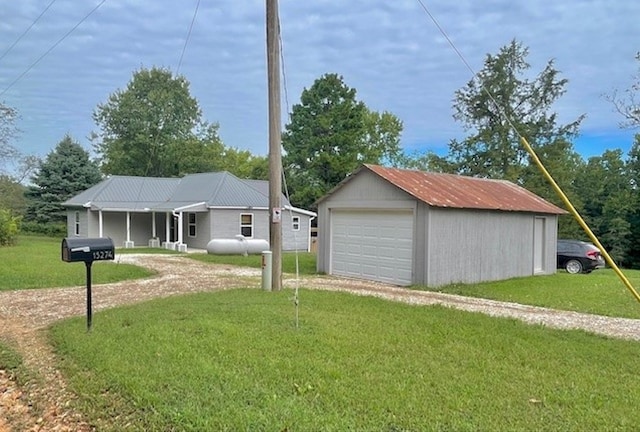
[63,172,311,214]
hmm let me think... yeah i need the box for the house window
[292,216,300,231]
[188,213,197,237]
[74,211,80,235]
[240,213,253,237]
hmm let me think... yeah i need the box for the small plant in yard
[0,208,20,246]
[50,289,640,431]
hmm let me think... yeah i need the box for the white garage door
[331,210,413,285]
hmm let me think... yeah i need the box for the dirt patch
[1,254,640,430]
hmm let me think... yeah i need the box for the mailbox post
[61,237,115,331]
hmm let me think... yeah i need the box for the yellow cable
[519,136,640,303]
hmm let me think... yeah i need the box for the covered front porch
[86,202,208,252]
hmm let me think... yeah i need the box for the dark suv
[557,239,605,274]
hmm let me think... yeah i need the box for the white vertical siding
[426,208,557,287]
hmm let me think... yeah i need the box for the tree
[0,102,19,172]
[575,149,632,265]
[0,175,26,216]
[446,40,583,187]
[24,135,102,226]
[93,67,205,177]
[606,52,640,128]
[282,73,403,209]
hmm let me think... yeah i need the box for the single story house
[63,172,316,252]
[316,164,567,287]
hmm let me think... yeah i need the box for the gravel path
[1,254,639,431]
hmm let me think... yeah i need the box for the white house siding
[65,209,90,237]
[317,170,416,276]
[282,210,313,252]
[425,208,557,287]
[209,208,312,251]
[181,211,212,250]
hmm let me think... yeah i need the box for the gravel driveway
[1,254,639,431]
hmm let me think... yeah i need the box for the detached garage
[316,164,567,287]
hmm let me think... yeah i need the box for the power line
[176,0,201,74]
[414,0,521,139]
[0,0,58,63]
[0,0,107,98]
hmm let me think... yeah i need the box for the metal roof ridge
[207,171,231,204]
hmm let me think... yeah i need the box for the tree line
[1,40,639,268]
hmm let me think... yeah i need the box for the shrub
[0,209,21,246]
[20,221,67,237]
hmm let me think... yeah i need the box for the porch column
[177,211,184,244]
[164,212,171,249]
[98,210,103,238]
[124,211,134,248]
[148,211,160,247]
[177,211,187,252]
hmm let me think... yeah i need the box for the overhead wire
[0,0,107,98]
[277,10,302,329]
[176,0,201,74]
[0,0,58,63]
[414,0,640,302]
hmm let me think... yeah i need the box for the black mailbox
[62,237,115,263]
[61,237,115,331]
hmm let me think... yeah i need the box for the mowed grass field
[49,289,640,431]
[3,236,640,430]
[0,236,154,291]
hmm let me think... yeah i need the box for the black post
[85,261,93,331]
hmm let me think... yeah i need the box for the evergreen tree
[25,135,102,225]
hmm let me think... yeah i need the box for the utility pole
[266,0,282,291]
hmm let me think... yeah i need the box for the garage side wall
[317,170,416,275]
[425,208,557,286]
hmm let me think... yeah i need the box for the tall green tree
[24,135,102,225]
[575,149,632,265]
[282,73,403,209]
[93,67,208,177]
[623,136,640,267]
[446,40,583,186]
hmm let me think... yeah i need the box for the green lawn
[418,268,640,319]
[0,236,154,291]
[188,251,317,275]
[50,288,640,431]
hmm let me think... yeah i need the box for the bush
[0,209,21,246]
[20,221,67,237]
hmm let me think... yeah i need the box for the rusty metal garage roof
[364,164,567,214]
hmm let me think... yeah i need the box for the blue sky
[1,0,638,163]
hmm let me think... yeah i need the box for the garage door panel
[331,210,413,285]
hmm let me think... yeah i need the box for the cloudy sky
[1,0,639,162]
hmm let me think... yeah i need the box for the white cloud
[0,0,638,159]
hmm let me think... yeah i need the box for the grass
[0,236,155,291]
[188,251,317,275]
[50,288,640,431]
[418,268,640,319]
[0,341,24,376]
